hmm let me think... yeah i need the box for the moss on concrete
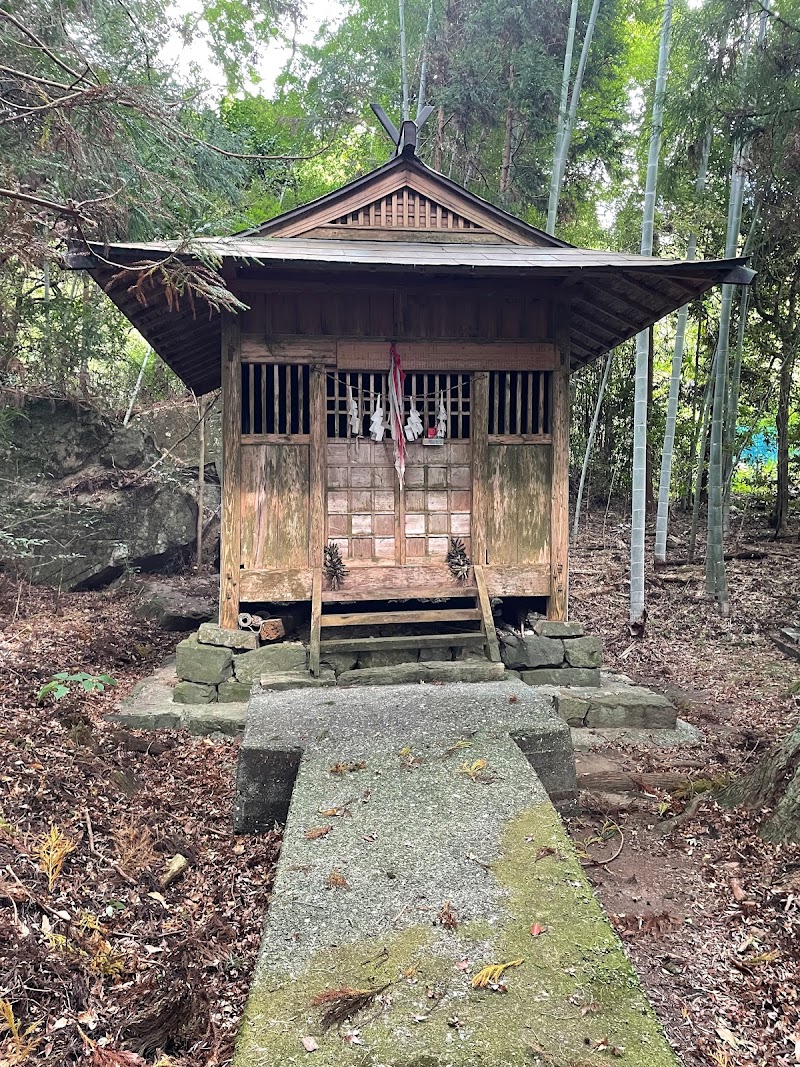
[234,803,677,1067]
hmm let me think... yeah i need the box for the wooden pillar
[219,313,242,628]
[309,367,326,567]
[548,308,570,620]
[471,372,489,568]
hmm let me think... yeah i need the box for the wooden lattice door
[325,371,472,566]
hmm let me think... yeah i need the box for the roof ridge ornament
[371,103,435,159]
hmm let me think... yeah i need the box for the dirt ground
[568,510,800,1067]
[1,509,798,1066]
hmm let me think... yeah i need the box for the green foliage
[37,672,117,703]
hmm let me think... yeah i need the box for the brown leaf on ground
[304,825,333,840]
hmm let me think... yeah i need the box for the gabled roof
[239,155,567,247]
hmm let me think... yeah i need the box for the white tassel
[370,402,386,441]
[404,405,423,441]
[436,391,448,438]
[347,386,361,436]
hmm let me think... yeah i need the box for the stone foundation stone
[500,634,564,669]
[173,680,217,704]
[233,641,307,683]
[533,620,585,638]
[520,667,601,687]
[259,670,336,691]
[557,685,677,729]
[358,648,418,668]
[320,651,359,676]
[197,622,257,651]
[218,679,253,702]
[175,636,233,685]
[564,635,603,668]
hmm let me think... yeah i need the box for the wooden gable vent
[330,185,487,232]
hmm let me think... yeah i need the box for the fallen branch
[580,828,625,867]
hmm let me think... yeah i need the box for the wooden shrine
[73,138,753,673]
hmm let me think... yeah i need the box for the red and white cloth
[388,342,406,487]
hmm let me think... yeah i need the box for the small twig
[580,828,625,868]
[82,808,136,886]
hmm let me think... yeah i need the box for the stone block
[259,670,336,691]
[337,660,505,686]
[563,636,603,668]
[175,635,232,685]
[533,619,585,638]
[320,651,358,676]
[520,667,601,687]
[111,708,181,730]
[422,646,453,661]
[182,705,246,736]
[557,684,677,729]
[500,633,564,669]
[218,678,253,702]
[172,680,218,704]
[358,648,418,668]
[197,622,257,651]
[233,641,307,683]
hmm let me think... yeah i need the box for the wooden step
[320,632,487,654]
[322,585,477,603]
[320,608,482,628]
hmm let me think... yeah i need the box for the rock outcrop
[0,398,216,590]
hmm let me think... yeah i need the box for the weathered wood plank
[337,342,557,372]
[239,568,313,601]
[320,608,482,627]
[486,445,550,567]
[483,564,550,597]
[219,313,242,628]
[474,564,501,662]
[320,632,486,653]
[471,372,489,568]
[240,445,310,570]
[309,568,322,676]
[309,367,326,569]
[549,305,570,620]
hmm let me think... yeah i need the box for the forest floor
[0,508,798,1067]
[570,507,800,1067]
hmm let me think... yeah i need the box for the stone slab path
[233,683,677,1066]
[234,681,577,830]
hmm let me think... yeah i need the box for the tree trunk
[688,353,715,562]
[720,722,800,844]
[500,67,515,199]
[655,134,711,560]
[645,326,656,516]
[630,0,674,629]
[546,0,602,236]
[773,346,796,536]
[546,0,580,235]
[572,352,613,545]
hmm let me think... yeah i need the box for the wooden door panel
[240,444,310,570]
[486,445,551,566]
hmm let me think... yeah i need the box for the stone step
[336,659,504,686]
[233,732,676,1067]
[320,632,486,654]
[557,682,677,729]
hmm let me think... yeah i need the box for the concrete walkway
[233,684,677,1067]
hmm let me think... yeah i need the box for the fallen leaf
[716,1024,740,1048]
[304,825,333,841]
[301,1036,319,1052]
[530,922,546,937]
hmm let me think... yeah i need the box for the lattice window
[241,363,310,436]
[488,371,551,437]
[329,187,484,231]
[326,371,471,439]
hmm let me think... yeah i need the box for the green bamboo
[630,0,673,627]
[546,0,580,235]
[654,132,711,562]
